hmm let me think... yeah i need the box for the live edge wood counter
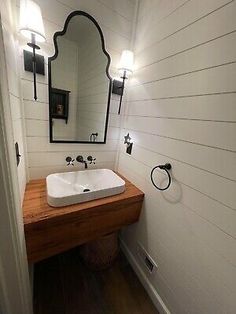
[23,174,144,263]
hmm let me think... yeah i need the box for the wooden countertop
[23,173,144,262]
[23,174,144,226]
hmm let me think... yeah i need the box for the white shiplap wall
[17,0,135,179]
[52,37,79,141]
[77,29,110,142]
[118,0,236,313]
[0,0,27,204]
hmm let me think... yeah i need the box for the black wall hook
[159,163,171,170]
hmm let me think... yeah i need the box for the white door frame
[0,14,33,314]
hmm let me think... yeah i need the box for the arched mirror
[48,11,112,143]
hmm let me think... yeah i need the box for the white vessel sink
[46,169,125,207]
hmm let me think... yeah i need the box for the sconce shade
[19,0,46,42]
[118,50,134,74]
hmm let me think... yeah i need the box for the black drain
[83,188,90,192]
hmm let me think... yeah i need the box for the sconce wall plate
[23,50,45,75]
[124,133,133,155]
[126,142,133,155]
[112,79,123,95]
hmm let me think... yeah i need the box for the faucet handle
[66,156,75,166]
[87,155,96,164]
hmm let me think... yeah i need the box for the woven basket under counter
[79,231,119,271]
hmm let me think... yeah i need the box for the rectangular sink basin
[46,169,125,207]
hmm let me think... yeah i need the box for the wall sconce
[117,50,134,115]
[19,0,46,100]
[124,133,133,155]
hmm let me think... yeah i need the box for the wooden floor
[34,248,159,314]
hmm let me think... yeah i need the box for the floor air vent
[137,243,157,274]
[145,256,154,272]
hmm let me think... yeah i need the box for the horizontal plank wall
[0,0,27,203]
[77,30,111,142]
[117,0,236,313]
[16,0,136,179]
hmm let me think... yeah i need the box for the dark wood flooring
[34,247,159,314]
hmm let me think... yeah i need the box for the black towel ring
[150,163,172,191]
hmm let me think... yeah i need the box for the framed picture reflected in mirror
[51,88,70,124]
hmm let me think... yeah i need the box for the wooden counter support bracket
[23,174,144,263]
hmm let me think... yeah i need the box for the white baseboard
[120,240,171,314]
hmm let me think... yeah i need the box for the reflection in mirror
[48,11,112,143]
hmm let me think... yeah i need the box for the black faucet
[76,155,96,169]
[76,155,88,169]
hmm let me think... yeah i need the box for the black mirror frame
[48,11,112,144]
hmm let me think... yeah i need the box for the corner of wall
[0,0,28,203]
